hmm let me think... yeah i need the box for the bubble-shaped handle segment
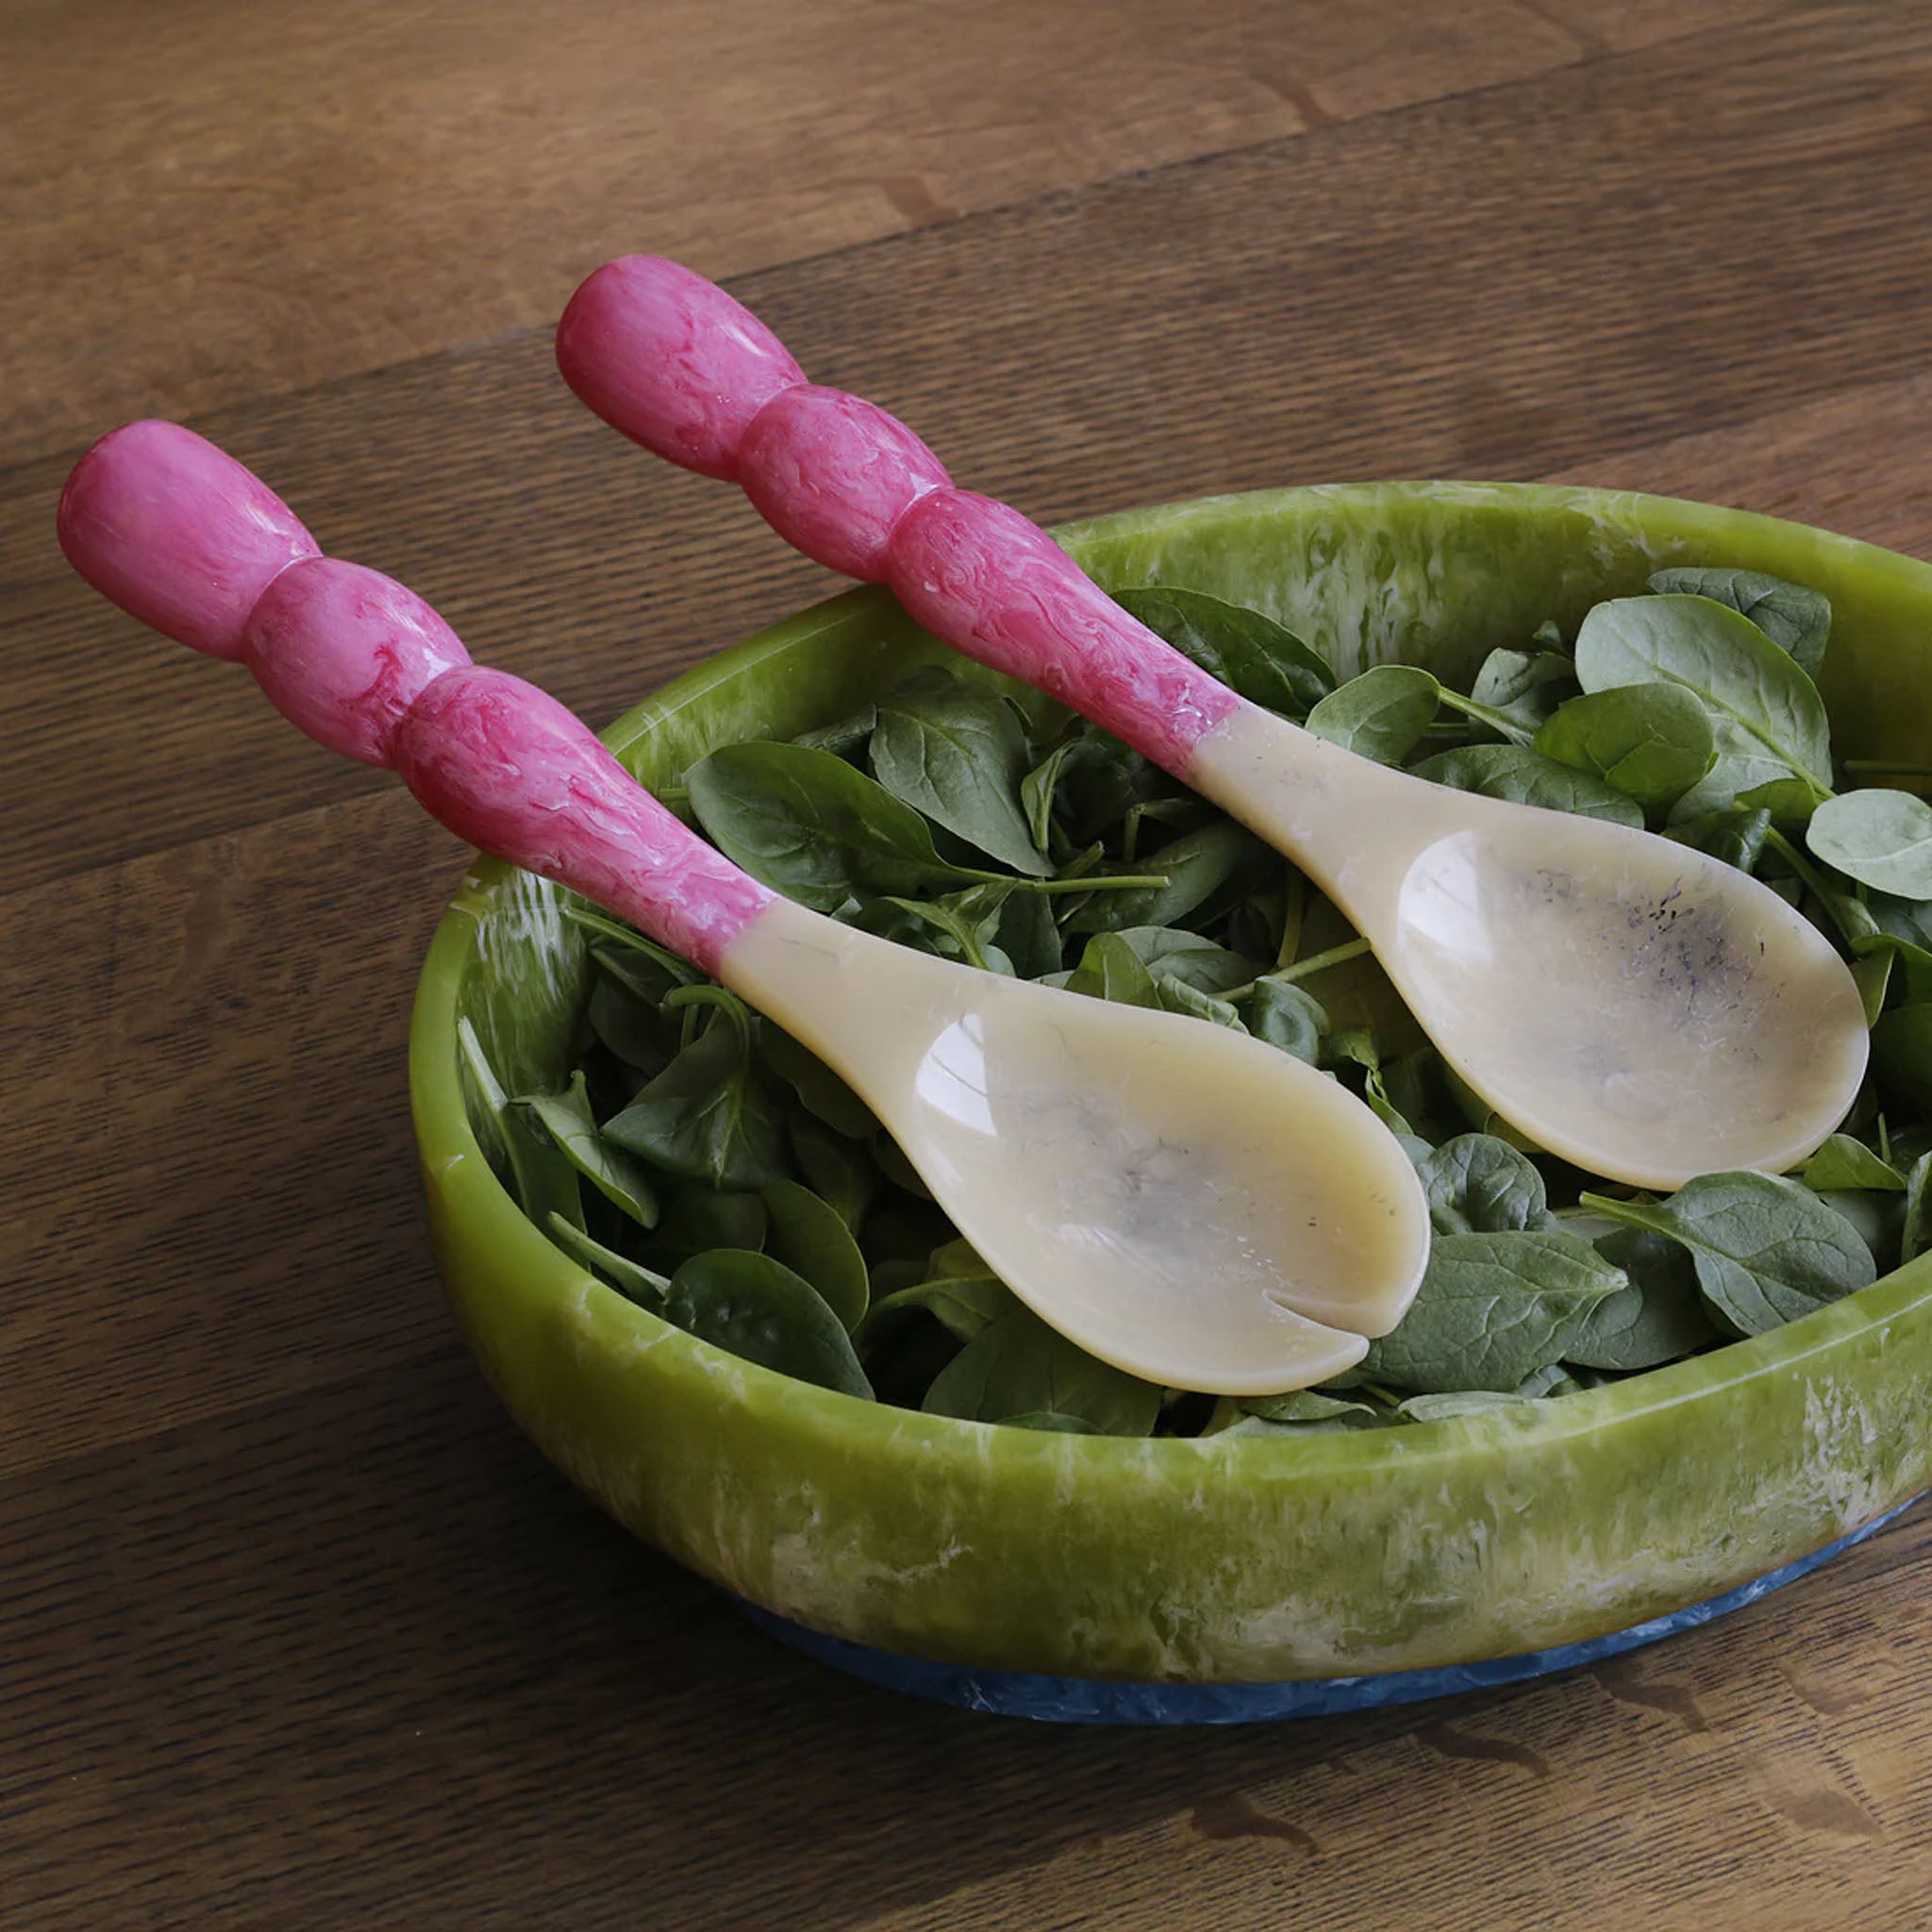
[58,420,321,660]
[57,421,774,976]
[555,257,1242,774]
[552,253,806,482]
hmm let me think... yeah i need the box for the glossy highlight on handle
[555,256,1243,773]
[56,422,774,976]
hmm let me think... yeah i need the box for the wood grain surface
[6,2,1931,1925]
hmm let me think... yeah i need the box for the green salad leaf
[1306,664,1440,764]
[1574,593,1832,820]
[1579,1173,1875,1336]
[1647,566,1830,679]
[1113,584,1335,715]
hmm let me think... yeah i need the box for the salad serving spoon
[57,419,1432,1397]
[555,255,1870,1190]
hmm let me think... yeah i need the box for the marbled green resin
[410,484,1932,1681]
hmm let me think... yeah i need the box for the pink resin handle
[555,257,1242,774]
[56,422,774,975]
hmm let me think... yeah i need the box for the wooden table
[6,3,1930,1924]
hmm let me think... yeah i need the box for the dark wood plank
[5,2,1926,894]
[6,0,1736,468]
[0,790,458,1477]
[4,1352,1926,1929]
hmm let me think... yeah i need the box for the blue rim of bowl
[730,1497,1919,1724]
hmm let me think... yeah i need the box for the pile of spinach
[463,567,1932,1439]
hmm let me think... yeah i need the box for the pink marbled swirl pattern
[58,421,775,975]
[737,385,950,580]
[888,491,1238,770]
[556,256,1243,774]
[58,421,320,660]
[393,668,773,974]
[554,256,806,482]
[244,558,473,767]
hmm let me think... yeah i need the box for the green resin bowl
[409,483,1932,1687]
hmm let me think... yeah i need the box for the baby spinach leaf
[1240,1390,1381,1426]
[788,1114,877,1232]
[1467,647,1579,737]
[922,1307,1163,1434]
[1102,926,1257,994]
[1379,1049,1451,1151]
[1002,1412,1104,1434]
[662,1249,874,1399]
[1112,584,1335,715]
[1853,950,1895,1028]
[512,1071,662,1227]
[1513,1361,1583,1397]
[1533,684,1717,814]
[1574,594,1832,820]
[1342,1230,1624,1392]
[1395,1391,1538,1423]
[1323,1026,1422,1140]
[1214,1412,1362,1438]
[590,940,687,1009]
[1647,567,1830,679]
[759,1024,878,1139]
[1902,1153,1932,1264]
[1064,931,1159,1007]
[1418,1134,1549,1234]
[1306,664,1441,764]
[871,679,1054,876]
[1434,687,1537,744]
[1557,1218,1717,1370]
[586,974,672,1074]
[1665,806,1773,874]
[874,894,1008,973]
[1865,891,1932,965]
[792,704,877,759]
[1578,1173,1874,1337]
[1121,795,1216,860]
[1412,744,1643,826]
[1244,975,1328,1063]
[500,1096,584,1235]
[1814,1190,1903,1274]
[868,1242,1019,1342]
[1020,738,1079,850]
[761,1179,870,1330]
[1807,790,1932,898]
[645,1188,769,1269]
[456,1014,517,1168]
[1800,1134,1906,1193]
[991,886,1063,979]
[1064,819,1271,934]
[688,741,982,909]
[1157,977,1245,1030]
[1027,722,1161,844]
[564,908,704,988]
[603,1001,788,1191]
[545,1213,670,1311]
[1872,1004,1932,1116]
[869,1277,1018,1342]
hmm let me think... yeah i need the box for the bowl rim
[408,478,1932,1485]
